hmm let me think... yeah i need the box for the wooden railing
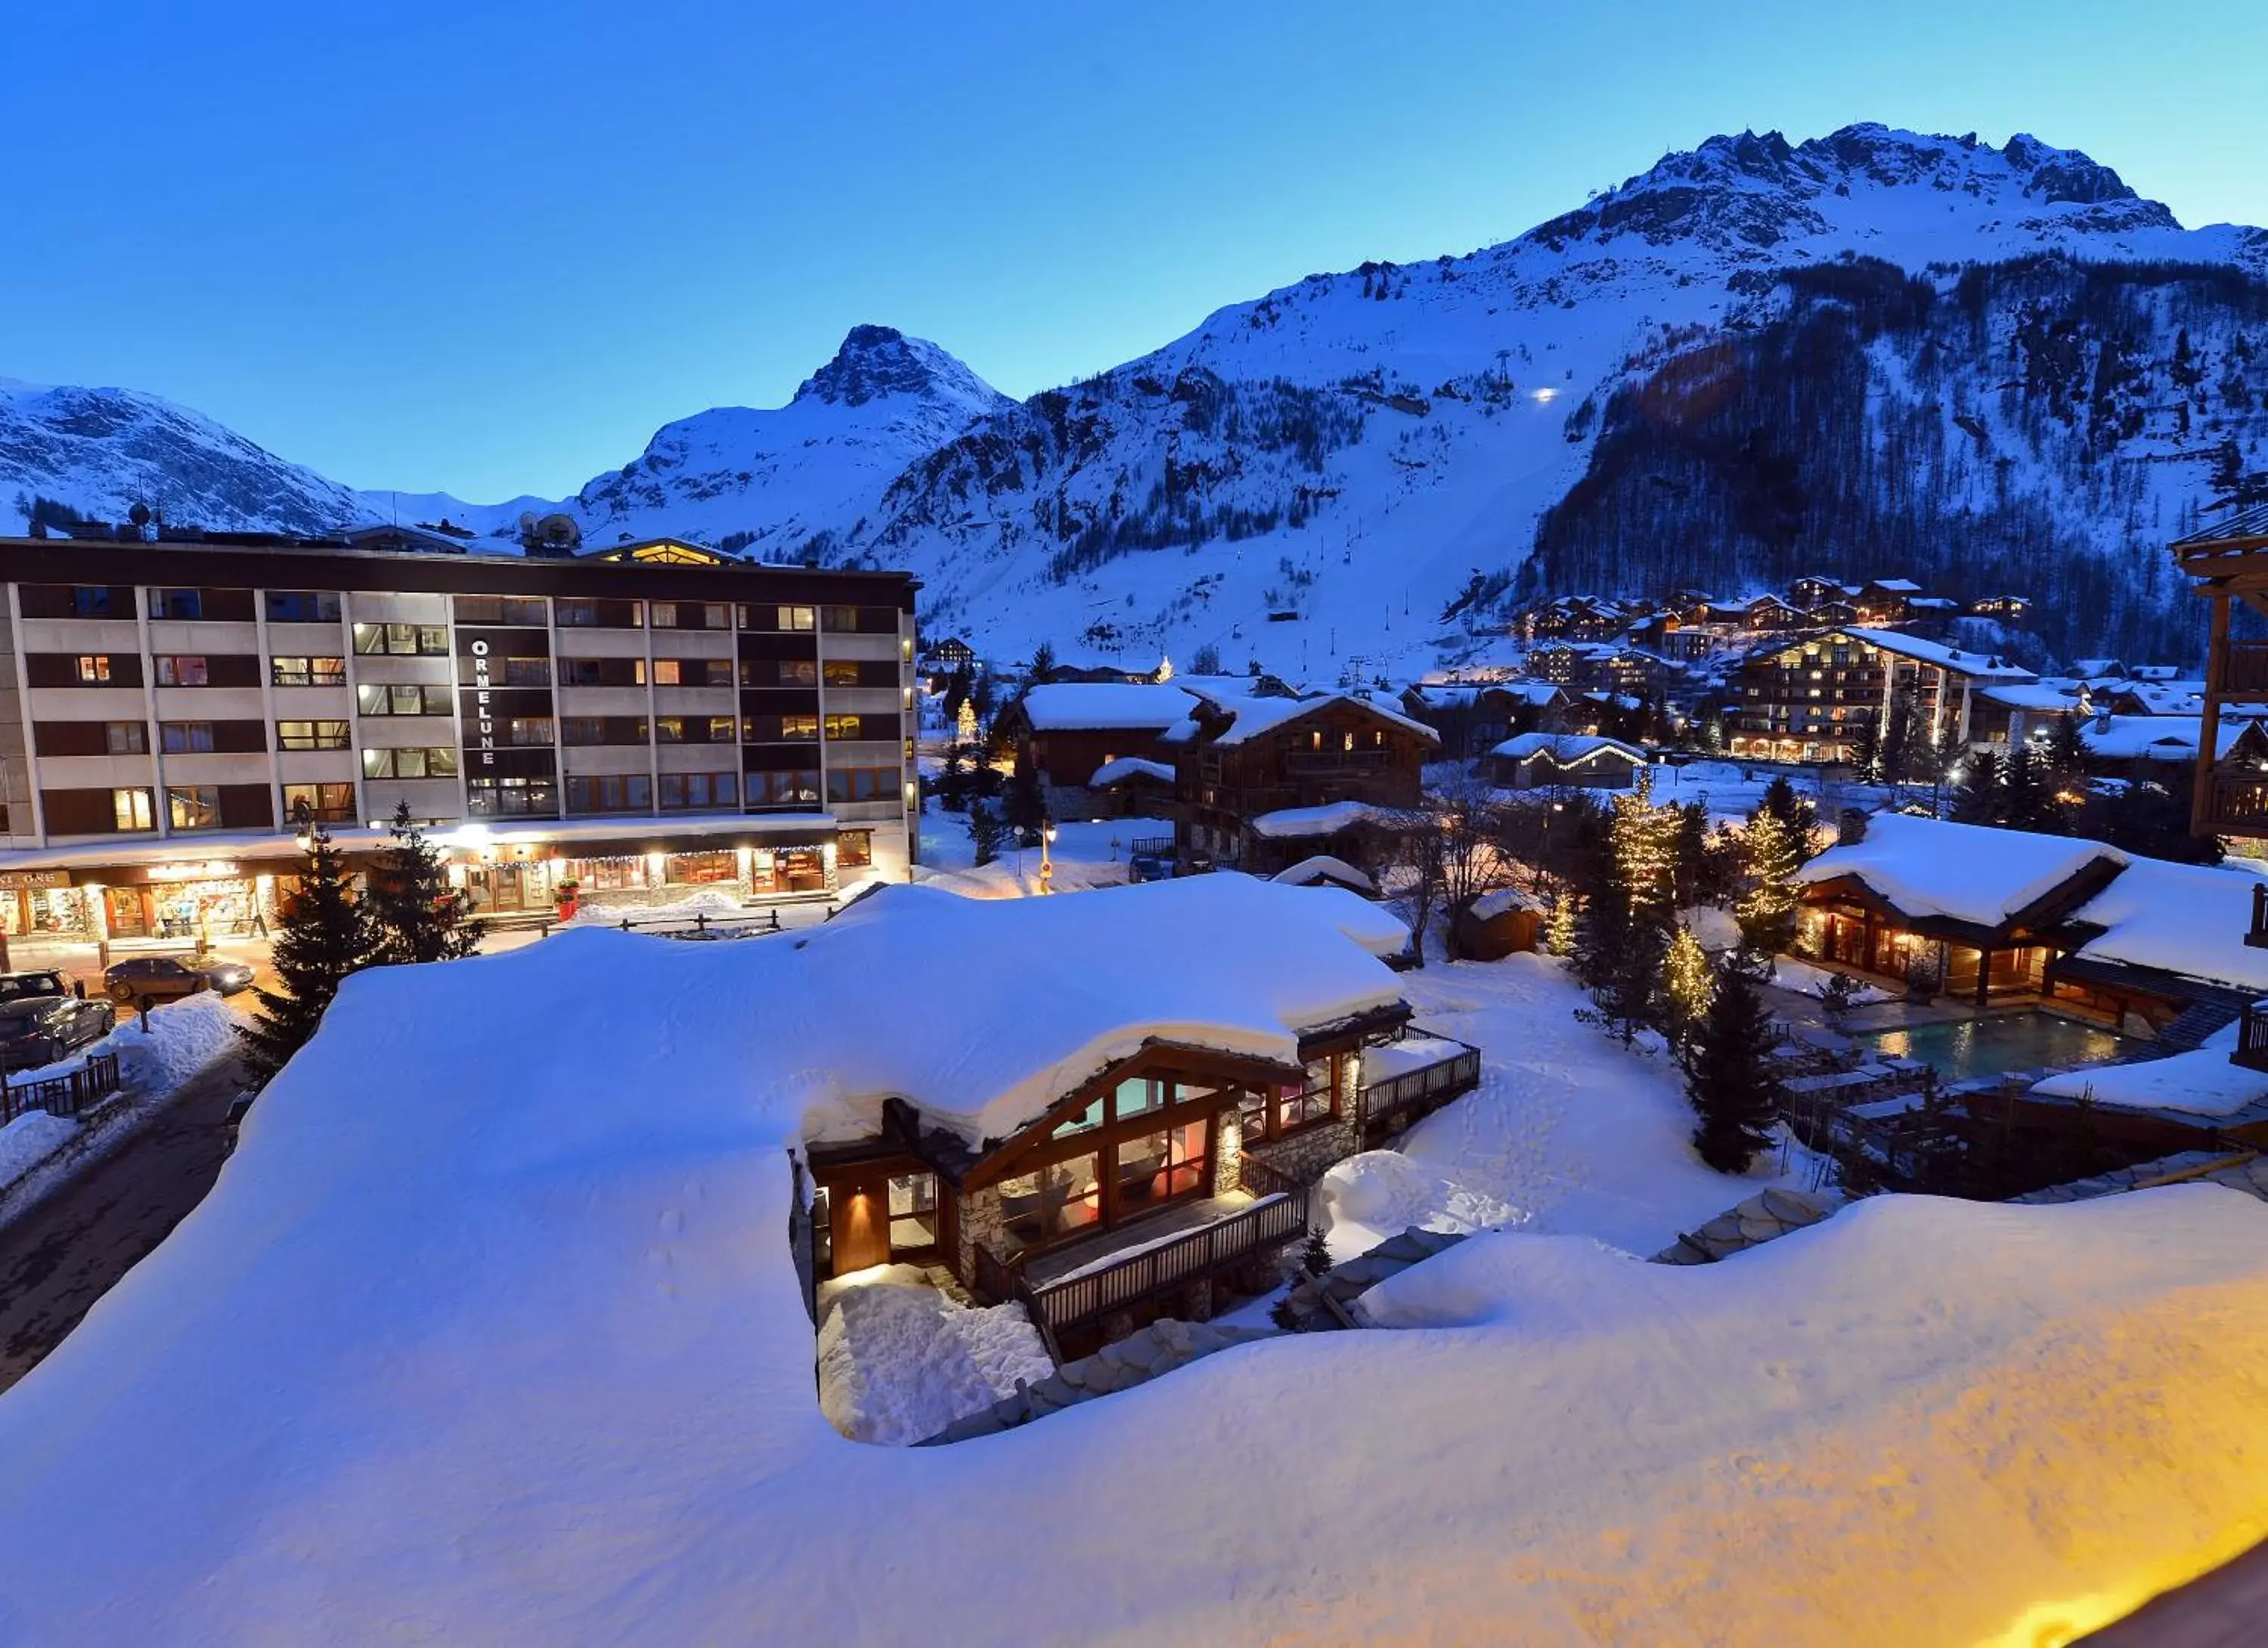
[0,1051,122,1127]
[2214,640,2268,697]
[2235,1005,2268,1074]
[1358,1042,1482,1135]
[1284,748,1393,775]
[987,1187,1310,1346]
[1238,1154,1307,1199]
[2202,775,2268,834]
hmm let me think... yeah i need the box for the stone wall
[956,1182,1007,1289]
[1246,1051,1367,1188]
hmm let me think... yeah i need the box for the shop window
[283,782,357,825]
[160,721,216,754]
[836,829,872,869]
[274,655,347,688]
[104,721,147,755]
[665,850,739,884]
[999,1157,1101,1246]
[76,655,113,683]
[155,655,209,686]
[152,588,203,621]
[888,1173,937,1252]
[276,720,351,751]
[112,788,154,831]
[265,590,340,623]
[361,747,458,779]
[167,785,222,831]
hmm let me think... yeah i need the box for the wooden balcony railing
[1357,1041,1482,1136]
[2201,775,2268,836]
[1283,749,1393,775]
[2214,640,2268,698]
[980,1185,1310,1349]
[2234,1004,2268,1073]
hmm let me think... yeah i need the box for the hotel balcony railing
[2235,1003,2268,1073]
[2214,640,2268,698]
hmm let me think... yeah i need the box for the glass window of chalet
[1116,1120,1206,1213]
[888,1173,937,1252]
[999,1157,1102,1246]
[1239,1055,1337,1141]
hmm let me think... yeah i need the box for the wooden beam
[2196,590,2229,836]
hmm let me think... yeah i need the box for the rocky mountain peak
[791,324,1008,414]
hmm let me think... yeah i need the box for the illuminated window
[888,1173,937,1252]
[111,788,154,831]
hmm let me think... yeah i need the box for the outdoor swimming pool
[1857,1015,2129,1083]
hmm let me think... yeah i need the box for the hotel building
[0,535,919,940]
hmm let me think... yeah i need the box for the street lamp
[1039,813,1058,895]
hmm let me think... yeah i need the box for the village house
[1164,689,1436,875]
[1788,575,1856,611]
[1488,731,1648,790]
[1399,680,1574,756]
[1726,627,2034,764]
[1854,578,1924,624]
[999,682,1192,816]
[1792,814,2268,1037]
[795,875,1476,1357]
[1966,680,2088,750]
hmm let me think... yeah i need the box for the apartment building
[0,536,918,939]
[1725,627,2034,764]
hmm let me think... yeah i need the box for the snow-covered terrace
[1,884,2266,1639]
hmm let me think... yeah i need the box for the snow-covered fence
[1357,1039,1481,1140]
[0,1052,122,1126]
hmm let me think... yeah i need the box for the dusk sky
[7,1,2264,501]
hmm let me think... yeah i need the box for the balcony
[1283,748,1393,776]
[2213,640,2268,698]
[2200,774,2268,838]
[1356,1035,1483,1141]
[2235,1002,2268,1073]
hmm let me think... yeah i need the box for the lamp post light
[1039,813,1058,895]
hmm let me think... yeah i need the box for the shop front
[83,860,276,941]
[545,830,857,911]
[0,870,88,939]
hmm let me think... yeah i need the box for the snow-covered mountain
[12,125,2268,671]
[364,325,1016,560]
[1,378,374,538]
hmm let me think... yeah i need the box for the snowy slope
[0,922,2265,1643]
[0,377,375,537]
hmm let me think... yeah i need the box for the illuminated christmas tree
[1154,652,1175,683]
[955,697,978,745]
[1663,925,1714,1047]
[1544,892,1580,956]
[1737,809,1802,958]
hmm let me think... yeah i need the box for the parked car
[0,970,79,1004]
[104,953,254,1005]
[0,994,115,1071]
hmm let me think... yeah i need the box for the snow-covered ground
[2,904,2266,1643]
[915,809,1167,898]
[1337,954,1817,1258]
[0,1111,76,1187]
[14,991,246,1095]
[814,1268,1052,1446]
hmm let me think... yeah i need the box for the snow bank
[2033,1049,2268,1119]
[17,991,246,1095]
[563,888,751,927]
[0,1110,76,1188]
[1320,1149,1522,1252]
[1771,956,1891,1005]
[814,1273,1052,1446]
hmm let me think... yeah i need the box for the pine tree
[1735,809,1802,958]
[1543,891,1580,956]
[1577,779,1678,1040]
[367,803,483,966]
[1845,714,1882,784]
[2042,712,2089,789]
[1950,748,2006,824]
[2003,745,2056,832]
[240,822,374,1087]
[1662,925,1715,1048]
[1028,639,1056,682]
[1299,1228,1333,1277]
[1757,773,1814,838]
[1684,963,1786,1173]
[967,798,1005,867]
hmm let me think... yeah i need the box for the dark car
[0,994,115,1071]
[104,952,253,1006]
[0,970,76,1005]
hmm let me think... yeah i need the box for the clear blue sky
[6,1,2263,502]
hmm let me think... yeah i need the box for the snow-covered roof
[1795,814,2124,928]
[1867,578,1923,593]
[1249,801,1401,839]
[1490,732,1648,766]
[1470,886,1548,920]
[1841,627,2035,680]
[1271,854,1377,894]
[2064,857,2268,997]
[1018,683,1192,732]
[2032,1049,2268,1120]
[1164,688,1439,748]
[1086,755,1174,788]
[1976,681,2084,712]
[2080,715,2255,762]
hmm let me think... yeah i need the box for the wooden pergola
[2170,500,2268,837]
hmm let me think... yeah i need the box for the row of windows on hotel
[42,652,903,691]
[40,711,901,752]
[81,761,902,832]
[28,584,900,637]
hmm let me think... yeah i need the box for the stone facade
[956,1182,1008,1284]
[1243,1052,1366,1186]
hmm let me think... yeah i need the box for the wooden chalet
[1488,732,1647,790]
[1399,680,1576,757]
[1165,690,1436,875]
[793,878,1477,1358]
[1000,683,1192,812]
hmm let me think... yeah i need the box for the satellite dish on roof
[537,513,581,550]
